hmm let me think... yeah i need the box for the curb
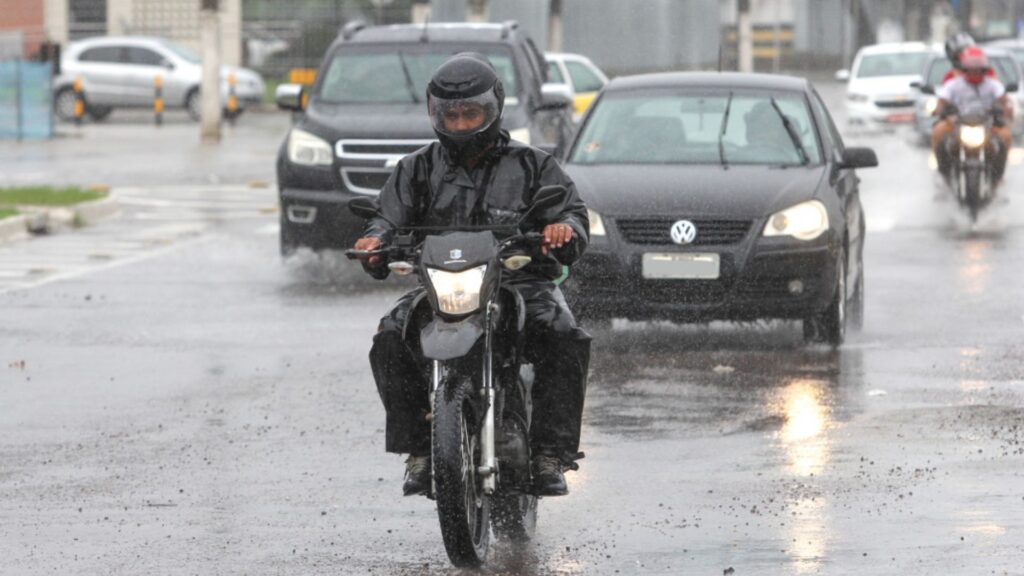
[0,194,121,245]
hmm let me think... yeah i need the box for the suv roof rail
[500,20,519,39]
[341,20,366,41]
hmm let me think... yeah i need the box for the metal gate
[0,61,54,140]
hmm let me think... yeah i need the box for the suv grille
[616,218,751,245]
[336,139,434,195]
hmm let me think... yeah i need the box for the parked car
[984,38,1024,67]
[545,52,608,120]
[837,42,936,127]
[912,47,1023,143]
[52,36,265,122]
[274,21,575,256]
[561,72,877,346]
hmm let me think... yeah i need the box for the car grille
[336,139,434,195]
[874,99,914,109]
[615,218,751,245]
[735,277,818,299]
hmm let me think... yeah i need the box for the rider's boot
[531,454,568,496]
[403,454,431,496]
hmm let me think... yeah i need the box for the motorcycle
[941,101,1004,222]
[345,185,573,567]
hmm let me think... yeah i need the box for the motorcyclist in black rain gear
[352,53,592,497]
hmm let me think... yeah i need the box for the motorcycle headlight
[959,125,986,149]
[587,208,606,236]
[427,265,487,315]
[924,97,938,115]
[763,200,829,241]
[508,127,531,145]
[287,128,333,166]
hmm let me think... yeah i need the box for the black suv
[274,21,575,255]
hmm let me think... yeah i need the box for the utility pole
[200,0,222,143]
[549,0,564,53]
[737,0,753,72]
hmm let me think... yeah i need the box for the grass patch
[0,208,18,220]
[0,186,106,207]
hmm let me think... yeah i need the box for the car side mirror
[520,184,569,228]
[835,69,850,82]
[911,80,935,95]
[539,83,573,110]
[161,59,175,70]
[1006,82,1019,92]
[275,83,305,111]
[840,147,878,169]
[347,196,380,220]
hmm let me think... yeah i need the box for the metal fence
[0,61,53,140]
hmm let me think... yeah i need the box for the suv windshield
[926,55,1019,86]
[569,90,821,166]
[317,46,520,104]
[856,51,930,78]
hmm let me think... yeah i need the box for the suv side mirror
[840,147,878,169]
[1006,82,1019,92]
[276,83,305,111]
[835,69,850,82]
[539,83,573,110]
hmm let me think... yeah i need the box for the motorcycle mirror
[388,261,415,275]
[519,185,569,228]
[502,255,532,271]
[1006,82,1019,92]
[348,197,380,220]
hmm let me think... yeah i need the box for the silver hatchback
[52,36,265,122]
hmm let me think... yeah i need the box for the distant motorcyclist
[939,32,992,85]
[931,46,1012,184]
[352,53,592,498]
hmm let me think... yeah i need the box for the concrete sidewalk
[0,194,121,245]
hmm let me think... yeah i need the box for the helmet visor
[429,89,500,138]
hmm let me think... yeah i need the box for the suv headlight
[509,127,530,145]
[763,200,829,241]
[287,128,333,166]
[587,208,606,236]
[427,265,487,315]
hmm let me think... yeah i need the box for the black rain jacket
[362,131,589,281]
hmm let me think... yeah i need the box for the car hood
[301,101,435,141]
[565,163,828,219]
[847,75,920,98]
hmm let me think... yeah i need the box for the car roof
[856,41,938,56]
[605,72,809,93]
[70,35,168,47]
[341,22,520,45]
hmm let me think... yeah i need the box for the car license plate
[642,253,720,279]
[886,112,914,123]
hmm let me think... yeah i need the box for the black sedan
[561,72,878,345]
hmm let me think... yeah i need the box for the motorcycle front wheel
[433,376,490,567]
[964,166,982,222]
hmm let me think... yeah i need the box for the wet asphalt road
[2,87,1024,575]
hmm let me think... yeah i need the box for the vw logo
[670,220,697,245]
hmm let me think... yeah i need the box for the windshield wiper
[396,52,420,104]
[769,97,809,165]
[718,91,733,168]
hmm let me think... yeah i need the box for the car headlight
[587,208,606,236]
[763,200,829,241]
[509,127,531,145]
[924,97,938,115]
[959,125,986,149]
[847,93,870,103]
[287,128,333,166]
[427,265,487,315]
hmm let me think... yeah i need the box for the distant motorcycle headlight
[763,200,829,241]
[427,265,487,315]
[587,208,606,236]
[959,125,986,149]
[924,97,938,115]
[287,128,333,166]
[508,127,531,145]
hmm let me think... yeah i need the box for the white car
[52,36,265,122]
[837,42,937,127]
[545,52,608,120]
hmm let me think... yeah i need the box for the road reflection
[957,240,992,296]
[777,378,832,477]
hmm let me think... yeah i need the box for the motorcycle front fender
[420,315,486,361]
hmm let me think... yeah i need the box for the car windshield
[925,56,1019,86]
[569,90,822,166]
[317,46,519,104]
[856,51,930,78]
[158,39,200,64]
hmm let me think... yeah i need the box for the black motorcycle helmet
[427,53,505,162]
[945,32,976,69]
